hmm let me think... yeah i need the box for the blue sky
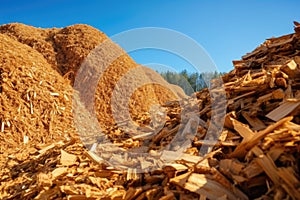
[1,0,300,73]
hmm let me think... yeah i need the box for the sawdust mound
[0,23,58,70]
[94,60,182,128]
[0,33,75,153]
[0,23,181,128]
[52,24,109,77]
[0,23,108,79]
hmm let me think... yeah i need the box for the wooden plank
[266,101,300,121]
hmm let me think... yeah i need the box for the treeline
[159,70,223,95]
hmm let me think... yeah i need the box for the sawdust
[0,23,181,128]
[0,33,75,153]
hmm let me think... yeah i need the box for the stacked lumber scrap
[118,22,300,199]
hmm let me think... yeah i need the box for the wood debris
[1,22,300,199]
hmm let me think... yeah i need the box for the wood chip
[60,150,77,166]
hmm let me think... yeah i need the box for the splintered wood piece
[257,91,273,103]
[60,150,77,166]
[23,135,29,144]
[132,132,155,140]
[161,150,202,164]
[231,118,254,142]
[159,192,175,200]
[251,146,280,183]
[1,121,4,132]
[51,167,68,180]
[242,45,268,60]
[170,173,248,200]
[88,177,102,189]
[124,187,142,200]
[266,101,300,121]
[241,111,266,130]
[180,153,203,164]
[224,112,236,129]
[86,151,104,164]
[37,173,52,188]
[36,141,64,158]
[124,185,151,200]
[281,59,298,77]
[164,163,188,171]
[34,187,61,200]
[160,150,181,162]
[193,140,239,147]
[219,159,245,177]
[140,159,153,170]
[229,116,293,159]
[60,185,79,195]
[242,159,264,179]
[227,91,256,105]
[242,148,284,178]
[267,147,285,161]
[109,190,126,200]
[277,167,300,196]
[232,60,245,69]
[294,55,300,66]
[252,146,300,199]
[163,163,188,178]
[267,34,294,48]
[257,88,285,103]
[272,88,286,99]
[150,125,179,146]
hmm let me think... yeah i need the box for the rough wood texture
[1,22,300,199]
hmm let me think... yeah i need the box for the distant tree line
[159,70,224,95]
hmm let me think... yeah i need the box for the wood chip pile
[0,22,300,200]
[0,33,75,154]
[0,23,181,129]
